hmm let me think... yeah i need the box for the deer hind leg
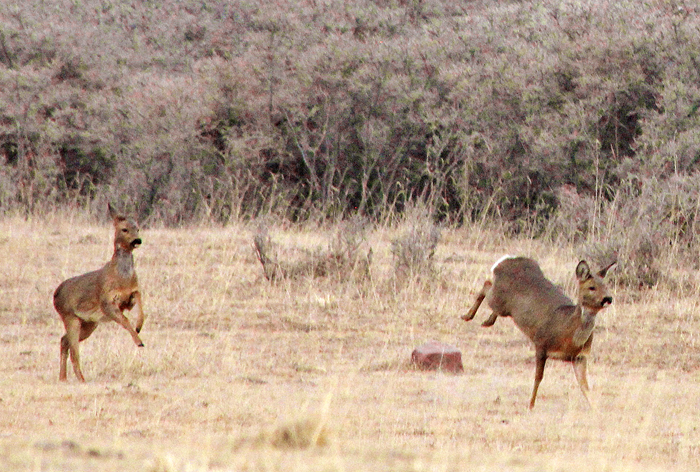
[59,334,70,381]
[481,310,501,327]
[462,280,492,321]
[68,321,99,381]
[529,348,547,409]
[60,314,85,382]
[572,356,593,407]
[80,321,98,341]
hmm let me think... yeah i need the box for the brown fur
[54,204,146,382]
[462,256,615,409]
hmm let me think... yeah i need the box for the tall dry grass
[0,212,699,471]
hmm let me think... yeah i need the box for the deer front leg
[572,355,592,408]
[102,298,144,347]
[530,348,547,409]
[129,291,146,334]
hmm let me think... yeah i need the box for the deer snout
[601,296,612,307]
[131,238,142,248]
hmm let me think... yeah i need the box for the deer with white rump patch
[462,256,615,409]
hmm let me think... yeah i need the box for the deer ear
[598,261,617,278]
[575,260,592,281]
[108,203,126,224]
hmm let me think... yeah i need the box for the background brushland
[2,0,700,231]
[3,0,700,292]
[1,212,699,471]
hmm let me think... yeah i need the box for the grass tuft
[264,415,333,450]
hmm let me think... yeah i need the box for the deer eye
[121,228,128,233]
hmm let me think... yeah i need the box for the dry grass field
[1,212,700,471]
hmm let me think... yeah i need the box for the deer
[54,204,146,382]
[462,255,615,409]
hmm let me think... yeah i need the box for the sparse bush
[253,224,285,281]
[254,218,372,282]
[391,205,441,280]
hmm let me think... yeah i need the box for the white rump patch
[491,254,516,273]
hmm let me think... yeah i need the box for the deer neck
[113,245,135,279]
[572,304,597,347]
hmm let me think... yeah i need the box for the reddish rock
[411,341,463,373]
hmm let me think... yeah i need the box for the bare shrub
[253,224,285,282]
[391,205,441,280]
[254,218,372,282]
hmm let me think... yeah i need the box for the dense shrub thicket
[3,0,700,266]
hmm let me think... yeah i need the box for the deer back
[489,257,575,340]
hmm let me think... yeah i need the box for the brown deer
[54,204,146,382]
[462,256,615,409]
